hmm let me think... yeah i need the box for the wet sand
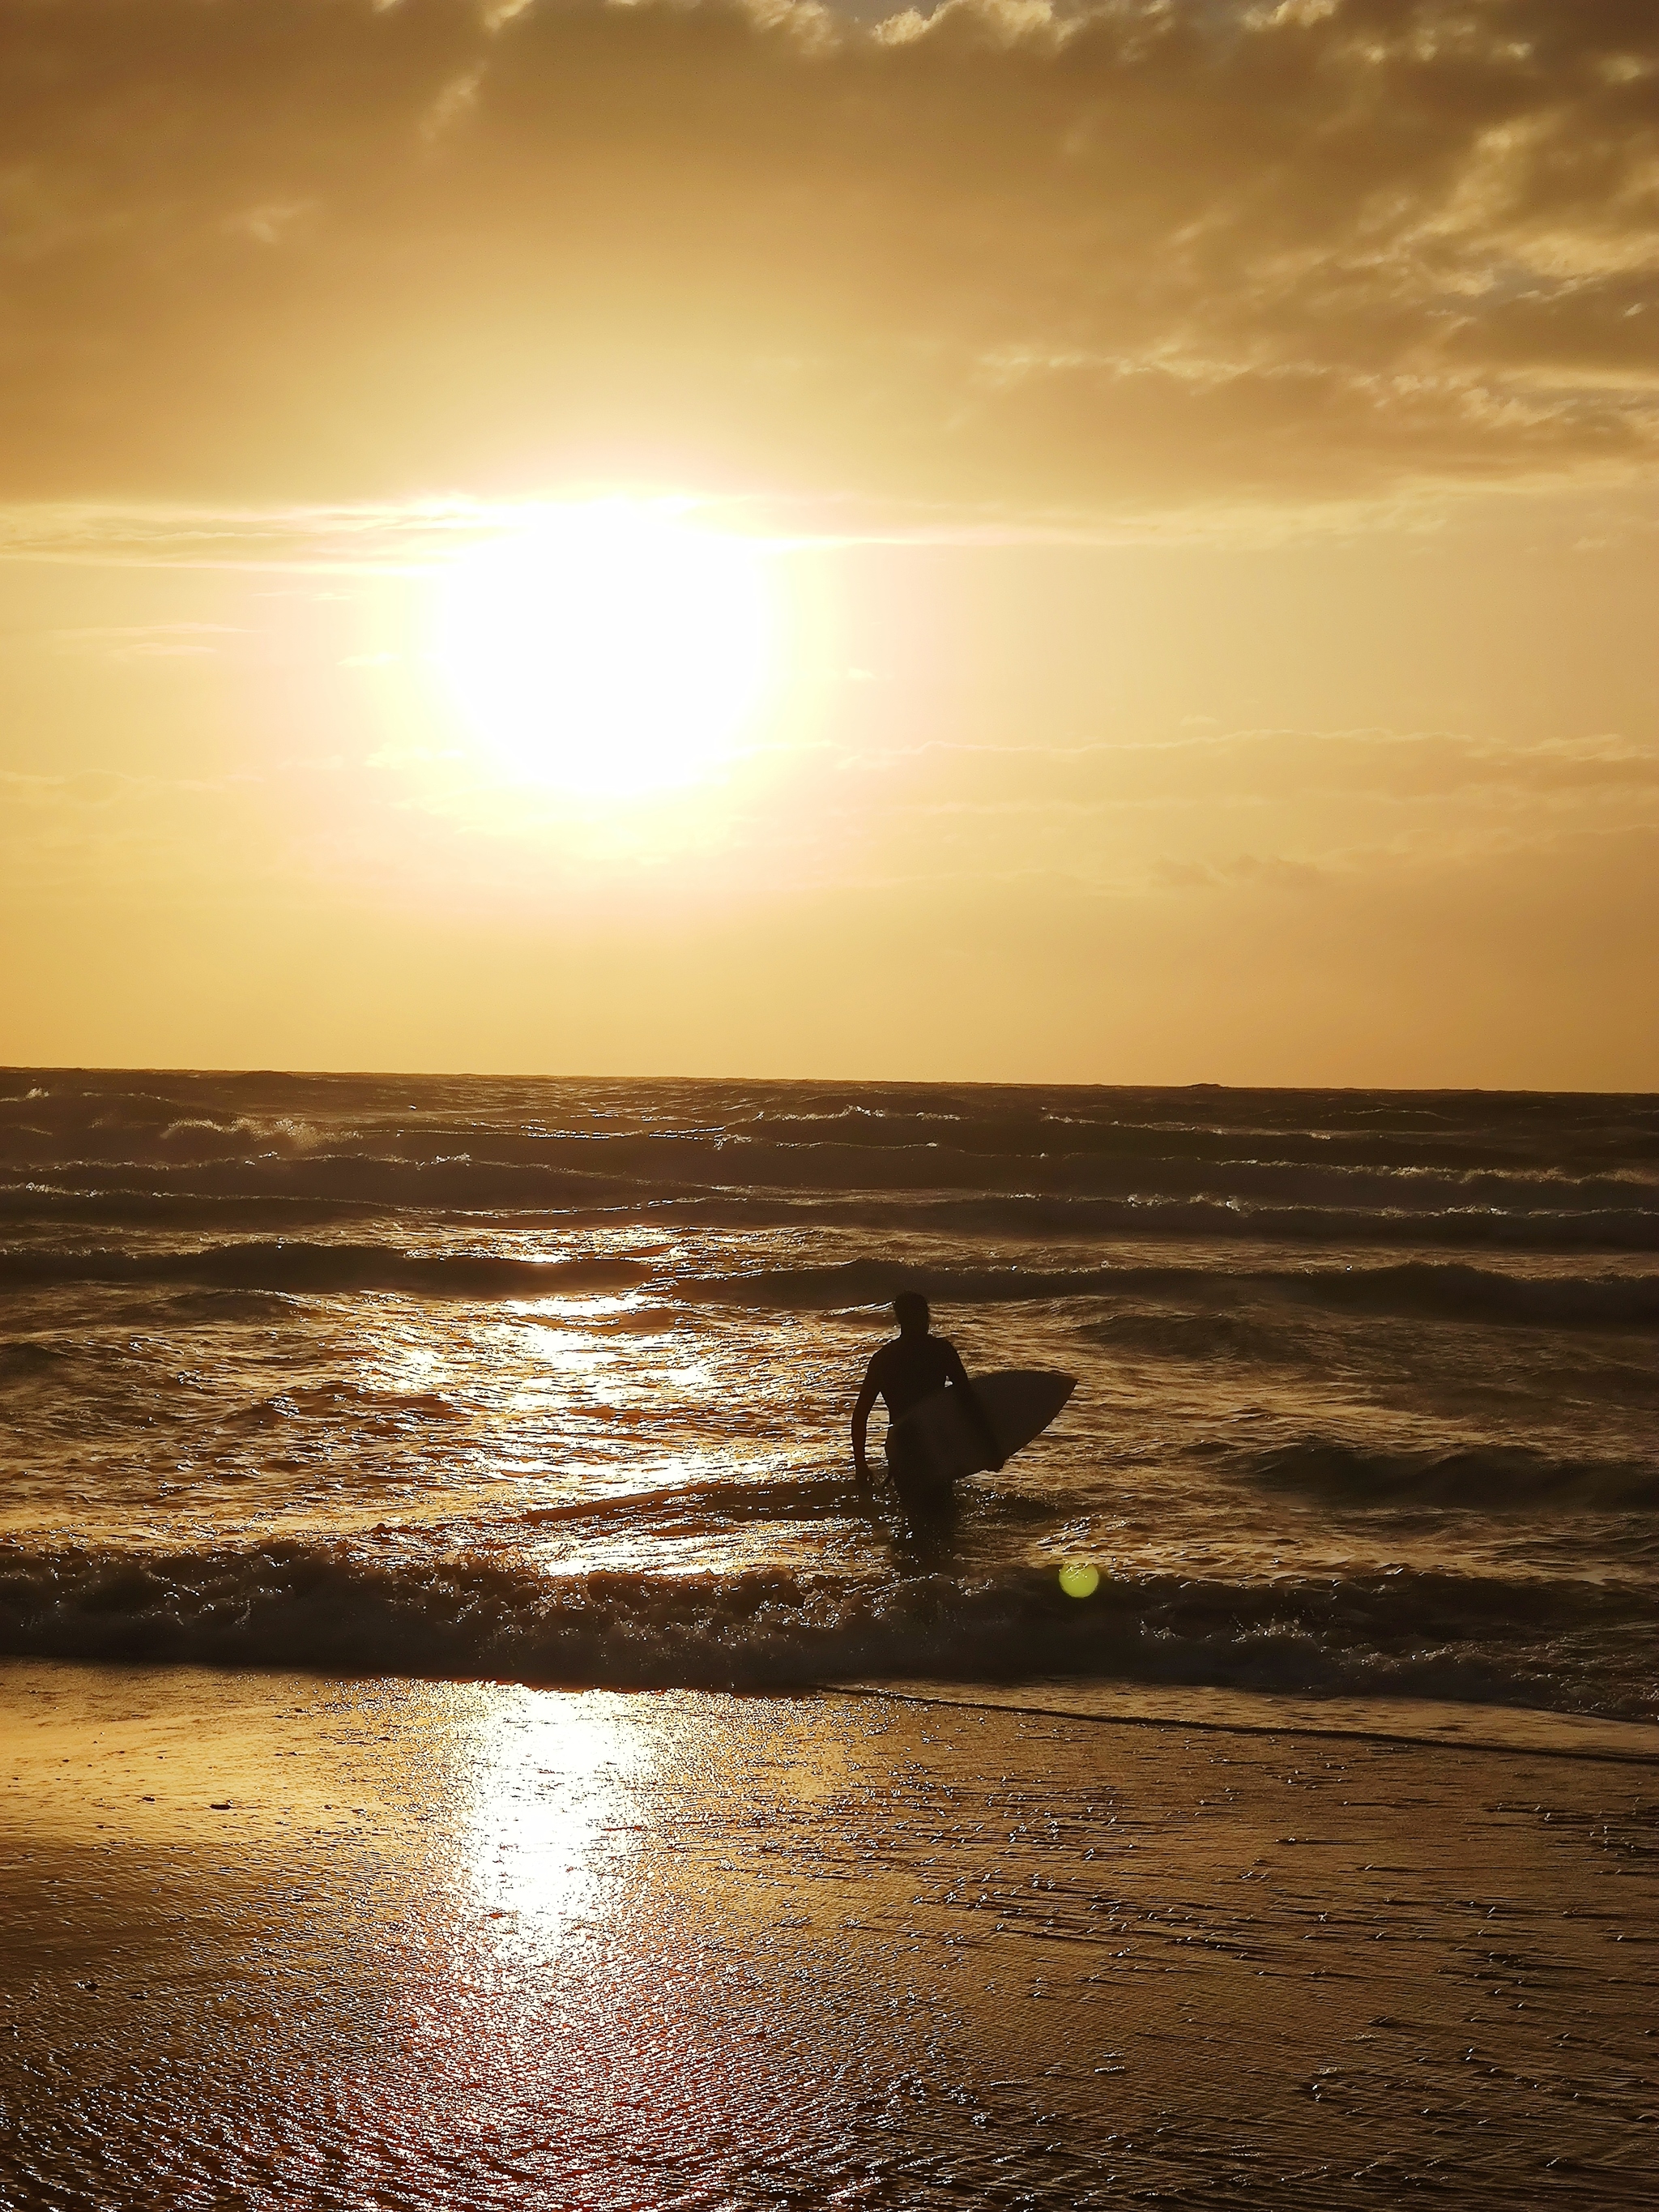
[2,1662,1655,2208]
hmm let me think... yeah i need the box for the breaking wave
[0,1541,1653,1721]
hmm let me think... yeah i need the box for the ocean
[2,1070,1655,1734]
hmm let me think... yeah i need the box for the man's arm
[941,1342,1004,1471]
[851,1354,884,1490]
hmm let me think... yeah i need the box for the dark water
[2,1070,1654,1724]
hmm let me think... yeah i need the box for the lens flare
[1058,1561,1100,1599]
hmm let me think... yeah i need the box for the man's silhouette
[851,1292,1003,1511]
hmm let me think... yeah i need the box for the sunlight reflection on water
[458,1696,648,1954]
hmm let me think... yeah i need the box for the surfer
[851,1292,1004,1509]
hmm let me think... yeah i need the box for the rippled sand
[3,1662,1655,2207]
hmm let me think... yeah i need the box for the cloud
[839,727,1659,806]
[0,762,309,899]
[0,500,515,570]
[40,622,245,659]
[1152,852,1330,894]
[2,0,1655,515]
[809,724,1659,895]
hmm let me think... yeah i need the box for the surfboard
[885,1369,1074,1500]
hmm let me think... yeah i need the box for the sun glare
[434,502,775,799]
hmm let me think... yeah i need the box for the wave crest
[1,1542,1653,1720]
[0,1243,648,1297]
[1239,1439,1659,1511]
[689,1258,1659,1328]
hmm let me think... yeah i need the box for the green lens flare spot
[1058,1561,1100,1599]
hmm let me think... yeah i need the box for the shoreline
[825,1678,1659,1766]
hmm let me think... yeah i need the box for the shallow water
[2,1070,1655,1727]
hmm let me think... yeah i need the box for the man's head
[893,1291,930,1338]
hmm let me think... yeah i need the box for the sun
[433,502,775,799]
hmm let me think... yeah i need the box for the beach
[4,1660,1655,2208]
[4,1071,1657,2201]
[9,0,1659,2193]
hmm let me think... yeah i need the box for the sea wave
[3,1241,1653,1325]
[0,1156,657,1213]
[1234,1439,1659,1512]
[0,1541,1652,1719]
[0,1243,648,1297]
[11,1075,1655,1188]
[2,1170,1652,1249]
[687,1258,1659,1328]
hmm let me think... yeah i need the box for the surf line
[813,1685,1659,1769]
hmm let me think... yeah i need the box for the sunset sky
[3,0,1656,1085]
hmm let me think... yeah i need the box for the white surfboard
[886,1369,1074,1495]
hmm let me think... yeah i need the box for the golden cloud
[3,0,1656,513]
